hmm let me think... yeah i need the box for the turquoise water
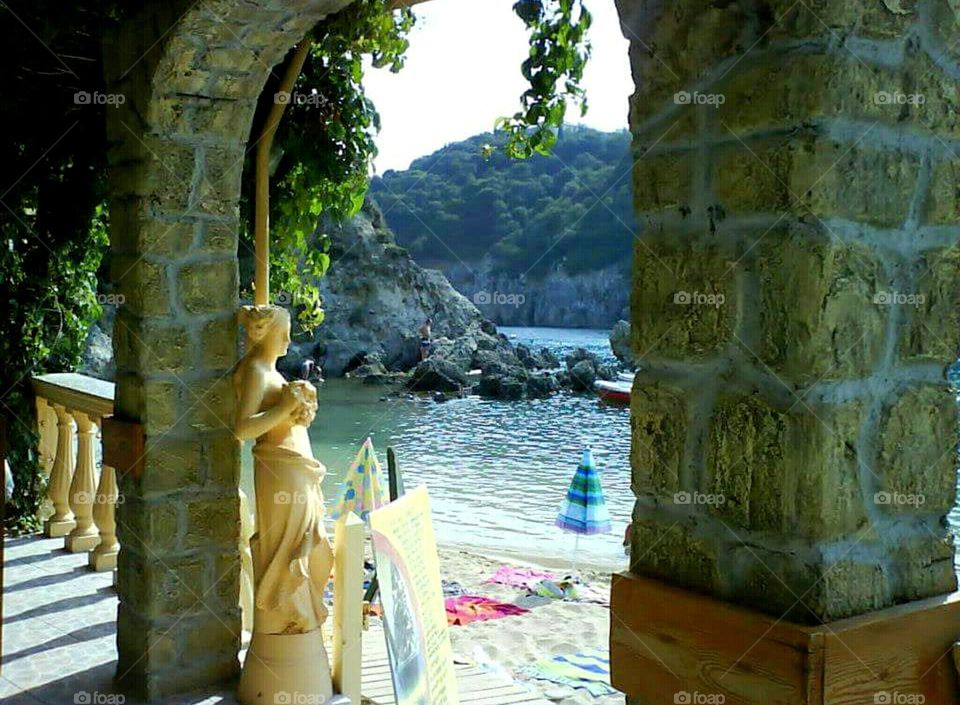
[242,326,632,570]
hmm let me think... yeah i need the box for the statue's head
[238,305,291,358]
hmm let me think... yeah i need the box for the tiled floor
[1,535,240,705]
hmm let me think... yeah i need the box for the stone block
[197,220,239,253]
[632,150,694,213]
[755,226,886,384]
[191,97,257,142]
[141,437,203,494]
[897,246,960,362]
[631,232,737,361]
[177,258,238,314]
[199,315,238,370]
[203,429,241,488]
[140,380,181,435]
[183,496,239,550]
[630,381,688,498]
[193,144,244,216]
[629,518,720,593]
[764,0,917,40]
[887,531,957,602]
[926,159,960,225]
[117,498,181,553]
[117,550,207,617]
[115,317,191,374]
[619,0,748,129]
[183,374,235,431]
[875,384,958,514]
[706,394,866,539]
[712,136,920,227]
[111,257,171,317]
[716,53,906,135]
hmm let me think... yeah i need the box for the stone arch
[103,1,350,698]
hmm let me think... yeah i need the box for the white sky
[362,0,634,173]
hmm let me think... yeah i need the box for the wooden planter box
[610,572,960,705]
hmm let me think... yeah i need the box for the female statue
[234,304,334,704]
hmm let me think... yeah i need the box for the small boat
[617,371,636,383]
[594,379,631,405]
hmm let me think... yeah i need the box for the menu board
[369,487,459,705]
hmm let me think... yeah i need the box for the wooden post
[44,404,76,537]
[332,512,364,704]
[65,411,100,552]
[253,39,311,306]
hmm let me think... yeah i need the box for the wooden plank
[610,571,816,705]
[816,592,960,705]
[333,513,364,703]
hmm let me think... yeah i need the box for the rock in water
[610,319,636,367]
[408,358,470,392]
[569,359,597,391]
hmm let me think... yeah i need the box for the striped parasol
[556,448,612,536]
[331,437,388,522]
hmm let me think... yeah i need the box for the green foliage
[498,0,592,159]
[240,0,415,330]
[0,3,112,532]
[369,126,634,276]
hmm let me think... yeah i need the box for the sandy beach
[436,548,623,705]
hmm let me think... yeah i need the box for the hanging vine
[247,0,591,330]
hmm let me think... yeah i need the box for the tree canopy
[369,125,635,276]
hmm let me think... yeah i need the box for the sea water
[241,326,632,570]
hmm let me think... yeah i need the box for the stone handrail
[32,373,119,571]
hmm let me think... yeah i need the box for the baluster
[89,463,119,571]
[34,396,58,476]
[65,412,100,552]
[44,404,76,537]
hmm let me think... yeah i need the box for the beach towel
[518,648,617,697]
[444,596,530,626]
[486,566,559,591]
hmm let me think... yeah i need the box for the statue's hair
[238,305,289,345]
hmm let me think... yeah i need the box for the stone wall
[103,0,349,698]
[617,0,960,625]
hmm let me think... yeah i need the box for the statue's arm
[234,364,297,441]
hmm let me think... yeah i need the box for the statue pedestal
[238,629,333,705]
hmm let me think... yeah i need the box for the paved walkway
[1,536,550,705]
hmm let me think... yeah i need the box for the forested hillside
[368,126,635,277]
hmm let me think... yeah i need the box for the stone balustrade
[32,373,119,571]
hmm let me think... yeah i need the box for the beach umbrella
[331,437,388,522]
[556,448,612,572]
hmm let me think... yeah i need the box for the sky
[362,0,634,174]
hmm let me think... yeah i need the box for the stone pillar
[102,0,348,699]
[617,0,959,630]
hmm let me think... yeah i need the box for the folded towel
[445,596,530,626]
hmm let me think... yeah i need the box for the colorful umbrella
[556,448,612,536]
[331,437,388,522]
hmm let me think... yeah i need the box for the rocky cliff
[445,259,629,328]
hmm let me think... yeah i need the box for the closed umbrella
[556,448,612,573]
[331,437,387,522]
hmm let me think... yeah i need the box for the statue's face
[268,314,291,357]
